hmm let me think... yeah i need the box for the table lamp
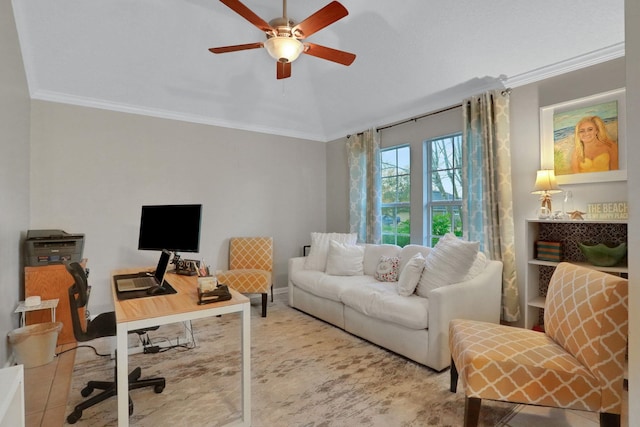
[531,169,562,217]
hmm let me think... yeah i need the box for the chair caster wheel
[81,386,93,397]
[67,410,82,424]
[154,385,165,393]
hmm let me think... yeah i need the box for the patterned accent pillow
[375,256,399,282]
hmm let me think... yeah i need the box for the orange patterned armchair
[449,262,628,427]
[217,237,273,317]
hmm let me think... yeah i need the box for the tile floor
[24,344,628,427]
[24,343,76,427]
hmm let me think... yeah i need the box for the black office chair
[65,262,166,424]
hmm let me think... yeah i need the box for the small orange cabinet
[24,264,85,345]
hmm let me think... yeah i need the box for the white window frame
[380,144,411,247]
[424,133,463,246]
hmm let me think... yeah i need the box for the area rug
[65,295,517,426]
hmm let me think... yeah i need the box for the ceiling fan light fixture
[264,36,303,63]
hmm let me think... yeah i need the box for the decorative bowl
[578,242,627,267]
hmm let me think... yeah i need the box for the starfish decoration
[568,210,586,220]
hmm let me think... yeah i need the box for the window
[381,145,410,247]
[425,134,462,246]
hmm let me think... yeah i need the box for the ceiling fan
[209,0,356,79]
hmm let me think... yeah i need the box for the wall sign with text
[586,202,628,220]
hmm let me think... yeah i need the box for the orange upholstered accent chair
[217,237,273,317]
[449,262,628,427]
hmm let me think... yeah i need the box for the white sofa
[288,238,503,371]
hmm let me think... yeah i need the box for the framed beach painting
[540,88,626,185]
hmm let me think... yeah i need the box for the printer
[25,229,85,266]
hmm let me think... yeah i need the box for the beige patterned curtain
[462,90,519,322]
[346,129,381,243]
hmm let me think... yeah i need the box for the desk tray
[198,284,232,305]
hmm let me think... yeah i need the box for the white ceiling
[12,0,625,142]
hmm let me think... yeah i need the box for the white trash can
[7,322,63,368]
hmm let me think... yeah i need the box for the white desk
[112,269,251,427]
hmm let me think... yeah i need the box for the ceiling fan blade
[277,61,292,79]
[209,42,264,54]
[303,42,355,66]
[220,0,273,33]
[292,1,348,39]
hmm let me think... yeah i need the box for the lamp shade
[531,169,562,194]
[264,36,304,63]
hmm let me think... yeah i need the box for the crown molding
[505,42,625,88]
[30,90,325,142]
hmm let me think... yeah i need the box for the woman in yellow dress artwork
[570,115,619,173]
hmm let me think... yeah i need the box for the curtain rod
[348,88,511,137]
[376,104,462,132]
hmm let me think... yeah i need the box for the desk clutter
[174,256,199,276]
[195,261,231,304]
[198,282,232,305]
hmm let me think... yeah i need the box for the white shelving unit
[524,218,628,330]
[0,365,25,427]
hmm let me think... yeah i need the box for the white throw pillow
[304,232,358,271]
[463,252,487,281]
[397,253,425,296]
[325,240,365,276]
[415,233,479,297]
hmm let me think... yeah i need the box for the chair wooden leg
[271,284,274,302]
[261,293,267,317]
[450,358,458,393]
[464,397,481,427]
[600,412,621,427]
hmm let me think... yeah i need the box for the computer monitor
[137,204,202,255]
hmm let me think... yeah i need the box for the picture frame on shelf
[539,88,626,185]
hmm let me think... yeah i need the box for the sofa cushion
[397,252,425,296]
[363,244,401,276]
[304,232,358,272]
[416,233,479,297]
[374,256,399,282]
[325,240,365,276]
[340,281,430,330]
[291,269,377,302]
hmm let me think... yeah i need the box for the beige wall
[326,138,350,233]
[0,0,31,363]
[29,101,327,314]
